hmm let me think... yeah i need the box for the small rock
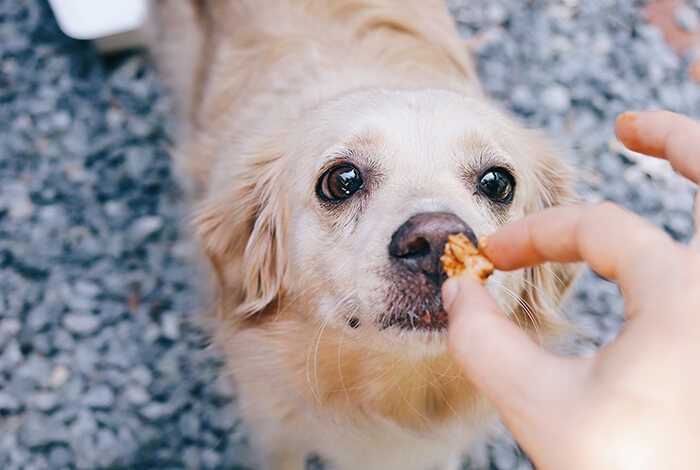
[73,280,101,299]
[1,183,34,220]
[161,312,180,340]
[123,384,150,405]
[201,448,222,469]
[49,365,71,389]
[124,147,153,180]
[94,429,121,468]
[540,84,571,113]
[84,385,115,409]
[183,447,201,470]
[16,354,52,385]
[130,216,163,244]
[129,365,153,387]
[63,313,101,335]
[178,411,201,440]
[19,418,70,448]
[0,318,21,337]
[675,6,699,32]
[0,392,21,412]
[48,446,73,468]
[140,402,176,421]
[28,392,58,411]
[206,404,237,432]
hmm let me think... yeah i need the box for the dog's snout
[388,212,475,275]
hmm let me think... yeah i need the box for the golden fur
[150,1,577,468]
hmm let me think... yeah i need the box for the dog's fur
[150,1,577,468]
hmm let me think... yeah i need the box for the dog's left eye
[478,167,515,204]
[317,164,365,203]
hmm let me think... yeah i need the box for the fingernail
[615,112,640,150]
[442,278,459,311]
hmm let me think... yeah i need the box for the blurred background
[1,0,699,468]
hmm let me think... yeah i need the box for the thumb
[443,277,578,437]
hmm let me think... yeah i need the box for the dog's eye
[317,164,365,203]
[477,167,515,204]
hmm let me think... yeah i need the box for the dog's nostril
[400,236,430,259]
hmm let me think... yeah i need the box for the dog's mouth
[379,269,447,332]
[380,307,448,331]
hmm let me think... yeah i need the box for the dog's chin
[379,266,448,333]
[380,307,448,332]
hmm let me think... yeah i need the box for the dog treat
[441,233,494,284]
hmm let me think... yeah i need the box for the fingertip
[441,277,460,311]
[615,112,640,151]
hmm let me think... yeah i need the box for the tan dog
[150,1,576,468]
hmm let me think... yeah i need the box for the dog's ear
[195,154,287,320]
[513,133,580,340]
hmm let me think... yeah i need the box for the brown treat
[440,233,494,284]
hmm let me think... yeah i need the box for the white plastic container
[47,0,148,52]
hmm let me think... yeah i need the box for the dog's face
[198,89,575,353]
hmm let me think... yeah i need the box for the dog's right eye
[317,164,365,203]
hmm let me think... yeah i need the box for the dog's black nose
[388,212,475,276]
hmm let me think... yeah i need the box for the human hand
[443,111,700,469]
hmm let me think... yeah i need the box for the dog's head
[197,89,576,352]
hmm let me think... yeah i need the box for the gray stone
[1,183,34,220]
[28,392,58,411]
[18,418,70,448]
[140,402,177,421]
[540,84,571,113]
[16,354,52,385]
[0,318,21,337]
[178,411,201,440]
[0,392,21,412]
[47,446,73,468]
[49,365,71,389]
[129,365,154,387]
[160,312,181,340]
[130,216,164,244]
[123,384,150,405]
[675,6,699,32]
[83,385,115,409]
[63,313,101,335]
[124,147,153,180]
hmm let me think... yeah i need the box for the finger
[484,203,681,306]
[616,111,700,184]
[443,277,584,452]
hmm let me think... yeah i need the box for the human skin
[443,111,700,469]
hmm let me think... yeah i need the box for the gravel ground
[1,0,699,468]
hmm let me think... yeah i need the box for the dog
[150,1,577,468]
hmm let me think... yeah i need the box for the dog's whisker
[498,285,546,346]
[390,357,431,426]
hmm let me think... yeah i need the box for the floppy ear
[195,154,288,320]
[513,133,580,340]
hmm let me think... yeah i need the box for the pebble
[48,365,70,389]
[160,312,181,340]
[675,5,699,32]
[178,411,201,439]
[0,392,21,412]
[130,216,164,245]
[63,313,101,336]
[540,83,572,113]
[123,384,150,405]
[18,418,70,448]
[140,402,177,421]
[84,385,115,409]
[28,392,58,411]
